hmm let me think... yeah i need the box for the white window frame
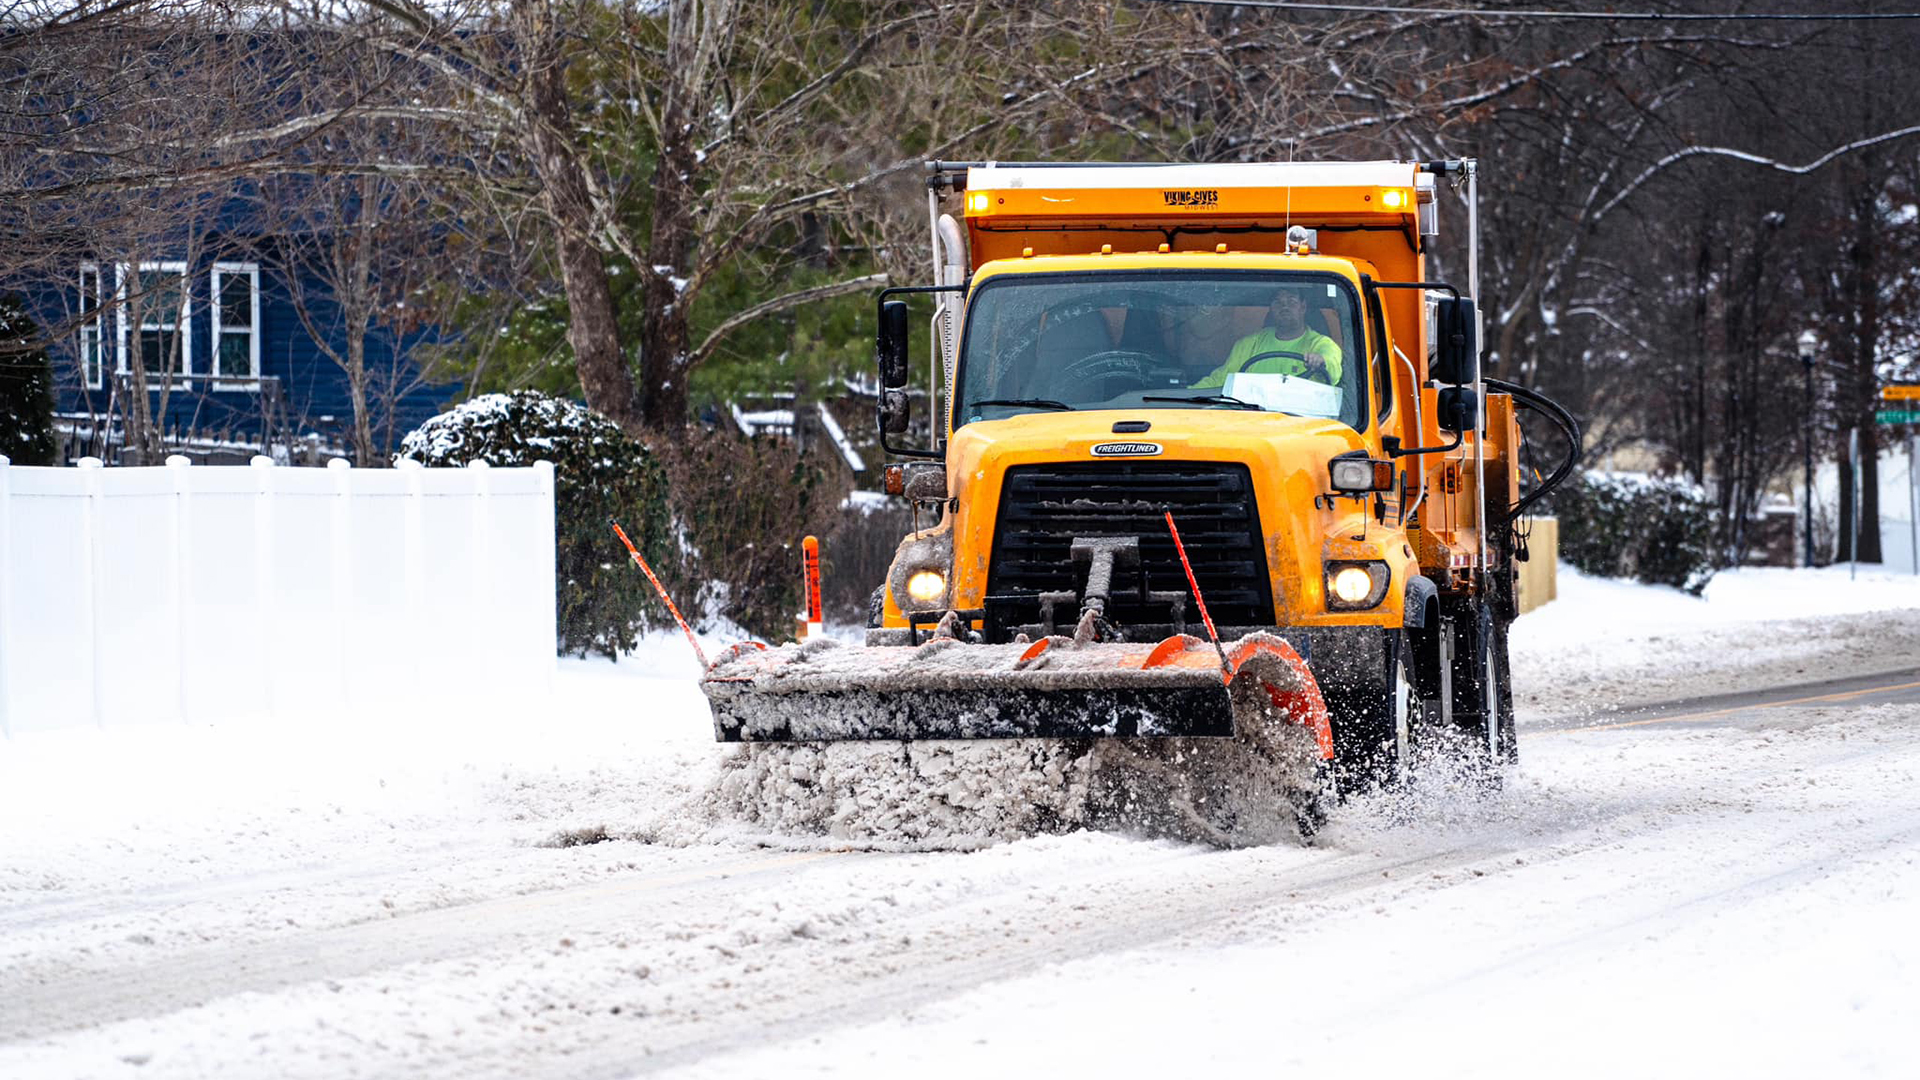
[210,262,261,392]
[115,261,191,389]
[77,263,106,390]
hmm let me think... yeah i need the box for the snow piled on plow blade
[700,636,1236,741]
[697,634,1332,848]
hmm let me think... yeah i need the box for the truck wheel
[1493,614,1517,764]
[1430,597,1511,783]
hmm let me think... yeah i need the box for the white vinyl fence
[0,455,555,737]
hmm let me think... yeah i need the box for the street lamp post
[1799,329,1819,568]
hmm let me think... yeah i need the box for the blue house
[35,232,460,465]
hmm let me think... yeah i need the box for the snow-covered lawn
[1514,563,1920,718]
[2,563,1917,1078]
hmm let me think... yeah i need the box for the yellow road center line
[1539,678,1920,736]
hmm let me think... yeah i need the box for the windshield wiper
[966,398,1074,412]
[1140,393,1264,410]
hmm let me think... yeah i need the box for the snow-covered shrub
[0,297,57,466]
[399,391,670,658]
[1548,471,1720,594]
[821,495,913,624]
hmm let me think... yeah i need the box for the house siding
[37,249,458,459]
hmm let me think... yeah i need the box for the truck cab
[875,162,1513,655]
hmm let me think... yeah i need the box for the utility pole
[1798,330,1818,568]
[1849,427,1861,580]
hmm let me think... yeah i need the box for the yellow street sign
[1883,384,1920,401]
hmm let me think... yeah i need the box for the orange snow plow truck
[701,159,1578,832]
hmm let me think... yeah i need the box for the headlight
[1329,455,1394,493]
[906,569,948,603]
[1325,561,1390,610]
[1330,566,1375,603]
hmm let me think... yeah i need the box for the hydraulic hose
[1484,376,1582,518]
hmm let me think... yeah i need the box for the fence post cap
[250,455,275,468]
[165,454,191,467]
[466,459,491,470]
[326,457,352,470]
[75,457,103,469]
[0,454,9,467]
[394,458,424,472]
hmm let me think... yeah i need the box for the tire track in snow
[0,849,854,1043]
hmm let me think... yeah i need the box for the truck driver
[1193,285,1344,389]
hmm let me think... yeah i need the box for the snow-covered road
[4,566,1919,1078]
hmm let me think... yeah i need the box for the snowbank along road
[3,566,1919,1078]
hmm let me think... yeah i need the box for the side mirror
[1437,386,1479,434]
[1431,296,1478,385]
[880,389,911,434]
[877,300,910,389]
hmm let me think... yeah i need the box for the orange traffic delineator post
[802,535,824,640]
[610,520,708,669]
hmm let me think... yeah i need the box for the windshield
[955,270,1369,430]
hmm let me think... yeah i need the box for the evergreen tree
[0,297,58,466]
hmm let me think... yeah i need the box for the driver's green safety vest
[1195,328,1343,388]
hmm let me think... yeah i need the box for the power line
[1133,0,1920,21]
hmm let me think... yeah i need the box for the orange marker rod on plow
[802,535,824,640]
[1165,510,1230,678]
[610,520,708,669]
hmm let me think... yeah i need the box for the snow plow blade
[700,632,1330,749]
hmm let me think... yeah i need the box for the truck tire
[1493,613,1517,764]
[1428,596,1511,783]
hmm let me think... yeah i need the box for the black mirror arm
[883,425,944,461]
[1365,280,1463,298]
[1380,431,1463,459]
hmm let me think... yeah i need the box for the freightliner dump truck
[701,159,1578,841]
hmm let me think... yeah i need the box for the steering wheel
[1236,349,1321,378]
[1054,349,1160,394]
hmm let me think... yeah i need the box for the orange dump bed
[961,161,1431,276]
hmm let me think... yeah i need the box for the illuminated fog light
[1330,566,1375,604]
[906,569,948,603]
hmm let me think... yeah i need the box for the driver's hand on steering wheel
[1303,354,1329,378]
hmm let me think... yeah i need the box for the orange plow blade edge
[700,631,1333,755]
